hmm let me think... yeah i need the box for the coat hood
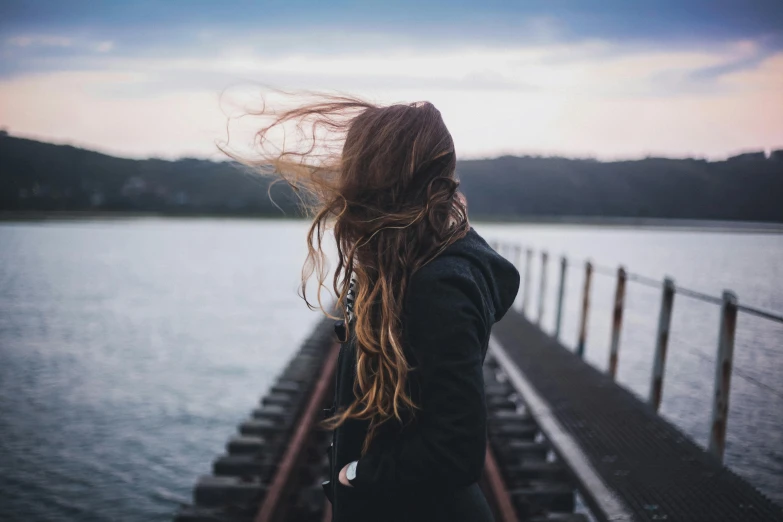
[436,227,520,323]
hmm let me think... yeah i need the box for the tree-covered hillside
[1,133,781,222]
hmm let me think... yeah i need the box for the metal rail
[255,342,523,522]
[482,445,519,522]
[489,337,633,522]
[737,303,783,324]
[499,242,783,464]
[177,315,529,522]
[255,342,340,522]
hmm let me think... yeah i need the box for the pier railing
[491,241,783,464]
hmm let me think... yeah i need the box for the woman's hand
[339,463,354,487]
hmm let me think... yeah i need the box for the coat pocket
[333,479,370,519]
[322,479,334,504]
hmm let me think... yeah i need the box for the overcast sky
[0,0,781,160]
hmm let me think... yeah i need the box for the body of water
[0,218,781,521]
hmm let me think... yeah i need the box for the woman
[241,95,519,521]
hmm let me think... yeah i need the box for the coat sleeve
[349,271,489,496]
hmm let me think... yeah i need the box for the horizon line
[3,129,781,165]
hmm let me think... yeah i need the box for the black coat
[323,227,520,522]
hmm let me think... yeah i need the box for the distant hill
[1,133,782,222]
[457,154,783,223]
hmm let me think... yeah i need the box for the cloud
[0,1,780,159]
[28,37,770,99]
[4,33,114,59]
[1,40,780,161]
[1,0,781,77]
[8,35,73,48]
[94,41,114,53]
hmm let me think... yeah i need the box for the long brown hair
[228,92,469,452]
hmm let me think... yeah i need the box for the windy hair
[225,92,469,452]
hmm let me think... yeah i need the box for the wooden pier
[174,299,783,521]
[490,312,783,522]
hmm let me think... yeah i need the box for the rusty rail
[255,342,340,522]
[607,266,626,379]
[554,257,567,341]
[177,296,590,522]
[536,252,549,325]
[482,445,519,522]
[522,248,533,317]
[708,291,738,460]
[576,261,592,359]
[649,277,675,412]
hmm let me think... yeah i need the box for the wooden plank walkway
[491,310,783,522]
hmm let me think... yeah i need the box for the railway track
[174,317,589,522]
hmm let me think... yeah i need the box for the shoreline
[471,215,783,234]
[1,211,782,234]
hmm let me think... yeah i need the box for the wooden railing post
[649,277,675,412]
[607,267,627,379]
[554,257,567,340]
[522,248,533,317]
[537,251,549,326]
[576,261,593,358]
[708,291,738,462]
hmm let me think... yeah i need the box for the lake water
[0,218,781,521]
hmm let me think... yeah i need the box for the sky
[0,0,781,161]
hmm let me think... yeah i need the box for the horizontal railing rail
[490,240,783,463]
